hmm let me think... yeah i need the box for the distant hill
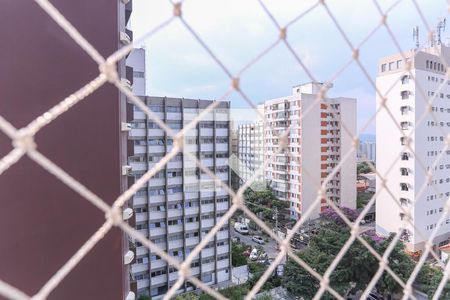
[359,133,375,143]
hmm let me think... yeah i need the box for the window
[150,222,165,228]
[167,106,181,113]
[133,71,145,78]
[400,91,409,100]
[168,219,183,226]
[151,269,167,277]
[400,106,409,115]
[400,168,409,176]
[397,60,403,69]
[400,121,410,130]
[400,137,407,145]
[148,105,163,112]
[400,183,409,191]
[201,273,213,283]
[401,75,409,84]
[381,64,386,72]
[389,62,394,70]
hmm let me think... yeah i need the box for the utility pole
[274,206,278,235]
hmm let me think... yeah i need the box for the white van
[234,222,249,235]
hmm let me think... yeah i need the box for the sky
[131,0,448,134]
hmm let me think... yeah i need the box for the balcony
[151,259,167,269]
[202,262,215,273]
[168,224,183,234]
[167,209,183,218]
[149,227,166,237]
[168,193,183,202]
[167,177,182,186]
[185,222,200,231]
[151,274,167,286]
[137,279,149,290]
[217,259,229,269]
[201,248,214,257]
[131,263,148,274]
[148,211,165,221]
[217,245,229,255]
[135,212,148,223]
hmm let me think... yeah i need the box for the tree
[415,263,450,299]
[357,161,374,174]
[232,242,248,267]
[137,295,151,300]
[198,285,249,300]
[282,223,420,299]
[173,292,199,300]
[247,262,281,292]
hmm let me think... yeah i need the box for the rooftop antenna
[437,18,446,45]
[413,26,419,49]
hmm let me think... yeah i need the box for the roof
[439,243,450,253]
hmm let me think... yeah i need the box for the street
[231,229,279,258]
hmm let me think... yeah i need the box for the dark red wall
[0,1,125,299]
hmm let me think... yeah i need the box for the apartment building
[376,44,450,252]
[237,121,265,185]
[264,83,357,219]
[125,49,231,297]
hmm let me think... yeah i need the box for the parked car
[276,264,285,277]
[249,248,259,261]
[252,235,264,244]
[234,222,249,235]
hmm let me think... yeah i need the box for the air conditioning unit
[124,250,134,265]
[123,208,133,220]
[120,31,131,45]
[121,78,132,91]
[125,291,135,300]
[121,122,132,132]
[122,165,132,176]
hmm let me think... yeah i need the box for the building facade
[376,45,450,252]
[237,121,265,185]
[358,141,376,162]
[125,49,232,297]
[264,83,357,219]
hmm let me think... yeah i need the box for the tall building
[237,121,265,185]
[376,44,450,252]
[358,141,376,162]
[0,2,136,300]
[264,83,357,219]
[126,50,231,298]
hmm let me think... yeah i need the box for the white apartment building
[264,83,357,220]
[237,121,265,185]
[126,50,231,298]
[376,44,450,252]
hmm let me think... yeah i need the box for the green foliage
[232,242,248,267]
[282,225,415,299]
[357,161,374,174]
[416,263,450,299]
[356,191,372,209]
[244,188,288,225]
[198,285,249,300]
[173,292,199,300]
[374,236,415,295]
[246,262,281,292]
[137,295,151,300]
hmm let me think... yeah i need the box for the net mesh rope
[0,0,450,299]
